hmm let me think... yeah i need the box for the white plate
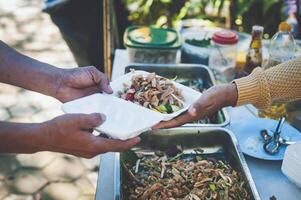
[110,70,202,120]
[62,70,202,140]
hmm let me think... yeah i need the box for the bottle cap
[252,25,264,32]
[279,22,292,32]
[212,30,239,45]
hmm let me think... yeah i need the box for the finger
[67,67,97,88]
[88,67,113,94]
[97,137,141,152]
[188,105,198,117]
[74,113,106,129]
[190,96,207,117]
[153,112,196,129]
[77,85,102,97]
[99,73,113,94]
[87,66,102,84]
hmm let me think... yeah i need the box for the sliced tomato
[125,93,135,101]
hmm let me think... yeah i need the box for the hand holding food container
[208,30,239,82]
[62,70,201,140]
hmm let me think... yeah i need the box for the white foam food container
[282,140,301,188]
[62,70,202,140]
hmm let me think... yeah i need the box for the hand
[55,66,113,102]
[153,84,238,129]
[42,113,140,158]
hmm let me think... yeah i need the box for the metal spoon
[265,129,296,145]
[260,129,272,143]
[278,137,296,145]
[263,117,285,155]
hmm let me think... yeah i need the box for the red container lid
[212,30,239,45]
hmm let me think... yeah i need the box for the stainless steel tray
[124,63,230,127]
[98,128,260,200]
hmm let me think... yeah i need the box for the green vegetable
[117,91,123,97]
[170,75,178,81]
[167,152,184,163]
[157,105,168,113]
[209,183,216,192]
[217,111,225,124]
[185,38,211,47]
[159,104,181,114]
[171,105,180,112]
[154,104,182,114]
[123,87,129,93]
[165,104,173,114]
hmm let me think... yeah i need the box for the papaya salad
[118,72,185,114]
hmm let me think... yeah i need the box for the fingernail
[189,106,196,113]
[107,85,113,93]
[188,106,197,116]
[99,113,106,122]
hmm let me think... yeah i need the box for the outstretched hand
[153,84,238,129]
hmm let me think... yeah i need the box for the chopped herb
[185,38,211,47]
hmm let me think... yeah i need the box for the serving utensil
[262,117,286,154]
[265,129,297,145]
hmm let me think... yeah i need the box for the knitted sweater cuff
[233,67,271,109]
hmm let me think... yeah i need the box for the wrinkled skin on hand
[43,113,140,158]
[55,66,113,103]
[154,84,238,129]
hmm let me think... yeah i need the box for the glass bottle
[237,25,264,78]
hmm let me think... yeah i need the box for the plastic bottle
[265,22,296,68]
[258,22,296,120]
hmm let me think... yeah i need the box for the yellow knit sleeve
[234,67,271,108]
[233,57,301,109]
[264,57,301,102]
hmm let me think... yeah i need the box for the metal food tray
[97,128,260,200]
[124,63,230,127]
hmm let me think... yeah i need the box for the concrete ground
[0,0,99,199]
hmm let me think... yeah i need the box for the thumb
[88,67,113,94]
[188,98,204,117]
[188,105,198,117]
[76,113,106,129]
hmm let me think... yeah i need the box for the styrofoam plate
[62,70,202,140]
[282,141,301,188]
[110,70,201,120]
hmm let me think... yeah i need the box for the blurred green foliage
[123,0,285,37]
[231,0,284,37]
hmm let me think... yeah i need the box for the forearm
[0,40,62,97]
[234,57,301,108]
[0,121,46,154]
[264,58,301,102]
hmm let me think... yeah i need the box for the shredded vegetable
[123,149,251,200]
[119,71,185,114]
